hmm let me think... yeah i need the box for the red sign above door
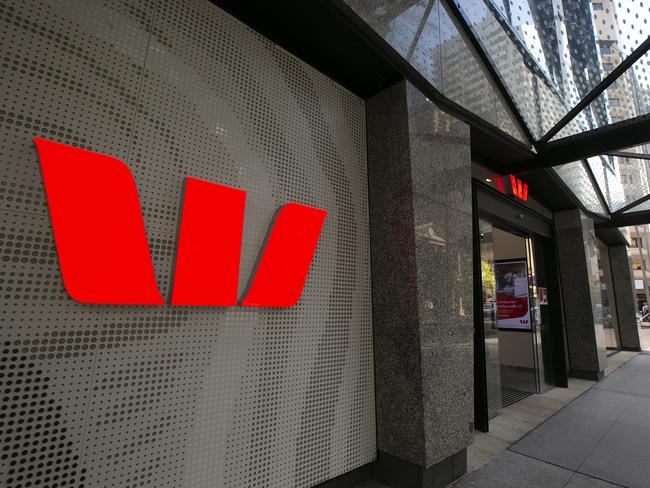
[495,175,529,203]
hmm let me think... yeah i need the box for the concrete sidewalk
[453,352,650,488]
[467,351,638,472]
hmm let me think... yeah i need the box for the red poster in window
[495,260,531,330]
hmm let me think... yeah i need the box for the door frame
[473,182,568,432]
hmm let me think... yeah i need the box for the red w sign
[509,175,528,202]
[34,138,327,307]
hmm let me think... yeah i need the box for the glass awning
[345,0,650,225]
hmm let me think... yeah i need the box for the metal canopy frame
[515,115,650,172]
[211,0,650,229]
[437,0,650,226]
[222,0,650,227]
[537,37,650,144]
[607,151,650,161]
[600,210,650,228]
[438,1,650,171]
[613,194,650,215]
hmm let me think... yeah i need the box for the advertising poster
[538,287,548,305]
[495,259,531,330]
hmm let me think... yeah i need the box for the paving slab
[471,431,510,456]
[617,354,650,369]
[498,405,549,426]
[467,444,496,472]
[579,422,650,488]
[562,388,630,422]
[612,351,640,362]
[540,386,584,403]
[517,393,568,411]
[595,370,650,398]
[489,413,539,436]
[484,418,530,443]
[617,396,650,430]
[501,399,556,423]
[452,450,572,488]
[567,377,597,391]
[565,472,624,488]
[510,409,613,470]
[453,352,644,488]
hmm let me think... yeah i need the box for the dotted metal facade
[0,1,375,487]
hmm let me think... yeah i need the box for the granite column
[366,80,474,488]
[609,245,641,351]
[554,209,607,380]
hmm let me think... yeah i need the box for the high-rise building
[591,0,650,319]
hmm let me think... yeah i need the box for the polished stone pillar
[609,245,641,351]
[366,80,473,488]
[554,210,607,380]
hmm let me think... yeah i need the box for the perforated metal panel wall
[0,1,375,487]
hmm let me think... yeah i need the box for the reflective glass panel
[550,112,593,141]
[616,150,650,207]
[553,161,609,214]
[584,51,650,129]
[343,0,530,143]
[486,0,650,113]
[439,1,498,127]
[587,156,627,211]
[550,45,650,141]
[624,199,650,213]
[452,0,573,139]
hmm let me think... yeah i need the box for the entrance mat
[501,385,531,408]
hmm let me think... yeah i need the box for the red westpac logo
[495,175,528,202]
[34,138,327,307]
[508,175,528,202]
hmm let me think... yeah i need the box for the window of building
[608,97,620,107]
[632,237,639,247]
[593,3,604,10]
[633,258,643,270]
[621,174,635,185]
[603,62,614,71]
[599,40,615,54]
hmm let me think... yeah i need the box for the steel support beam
[584,159,611,214]
[607,151,650,161]
[613,193,650,215]
[599,210,650,228]
[515,115,650,173]
[538,37,650,144]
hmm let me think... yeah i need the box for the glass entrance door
[479,220,539,419]
[597,240,621,351]
[474,185,568,432]
[479,218,502,418]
